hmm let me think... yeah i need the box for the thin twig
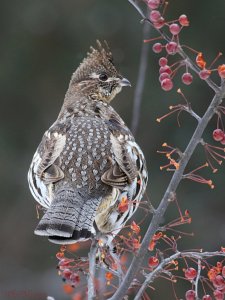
[183,106,202,123]
[110,250,124,283]
[128,0,146,19]
[88,239,98,300]
[131,14,151,135]
[195,259,201,300]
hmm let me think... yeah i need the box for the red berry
[152,43,163,53]
[212,275,225,289]
[56,252,64,260]
[202,296,212,300]
[161,78,173,91]
[159,57,168,67]
[221,136,225,145]
[185,290,196,300]
[153,17,165,29]
[159,72,170,82]
[148,256,159,267]
[213,129,224,142]
[166,41,178,55]
[159,65,172,75]
[222,266,225,278]
[70,273,80,285]
[199,69,211,80]
[147,0,160,9]
[185,267,197,280]
[213,289,224,300]
[150,10,161,22]
[179,14,189,26]
[62,269,72,280]
[182,72,193,85]
[169,23,181,35]
[132,238,141,249]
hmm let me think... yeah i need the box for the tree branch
[128,0,146,19]
[131,16,151,135]
[88,239,98,300]
[195,259,201,300]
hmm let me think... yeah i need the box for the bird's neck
[57,87,109,122]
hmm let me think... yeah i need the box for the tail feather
[76,198,100,231]
[35,188,101,244]
[49,229,92,245]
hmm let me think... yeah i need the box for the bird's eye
[99,73,108,81]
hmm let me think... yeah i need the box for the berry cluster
[145,1,190,91]
[184,260,225,300]
[150,12,189,91]
[207,262,225,300]
[56,251,82,287]
[185,290,213,300]
[145,1,225,92]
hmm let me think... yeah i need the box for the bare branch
[131,18,151,135]
[128,0,146,19]
[110,250,125,283]
[183,106,202,123]
[88,239,98,300]
[195,259,201,300]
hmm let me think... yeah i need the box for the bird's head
[69,41,131,103]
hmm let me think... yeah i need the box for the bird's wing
[101,114,139,188]
[28,124,67,208]
[36,129,66,183]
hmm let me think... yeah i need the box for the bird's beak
[120,77,131,87]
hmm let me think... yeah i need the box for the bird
[28,41,148,245]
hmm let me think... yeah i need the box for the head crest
[71,40,117,84]
[88,40,113,61]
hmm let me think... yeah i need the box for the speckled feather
[28,41,148,244]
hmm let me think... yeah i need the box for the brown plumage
[28,41,148,244]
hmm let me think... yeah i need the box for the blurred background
[1,0,225,299]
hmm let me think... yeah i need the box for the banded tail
[35,189,101,244]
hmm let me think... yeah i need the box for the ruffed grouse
[28,41,148,245]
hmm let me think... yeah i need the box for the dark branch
[131,19,151,135]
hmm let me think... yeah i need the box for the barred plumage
[28,41,148,244]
